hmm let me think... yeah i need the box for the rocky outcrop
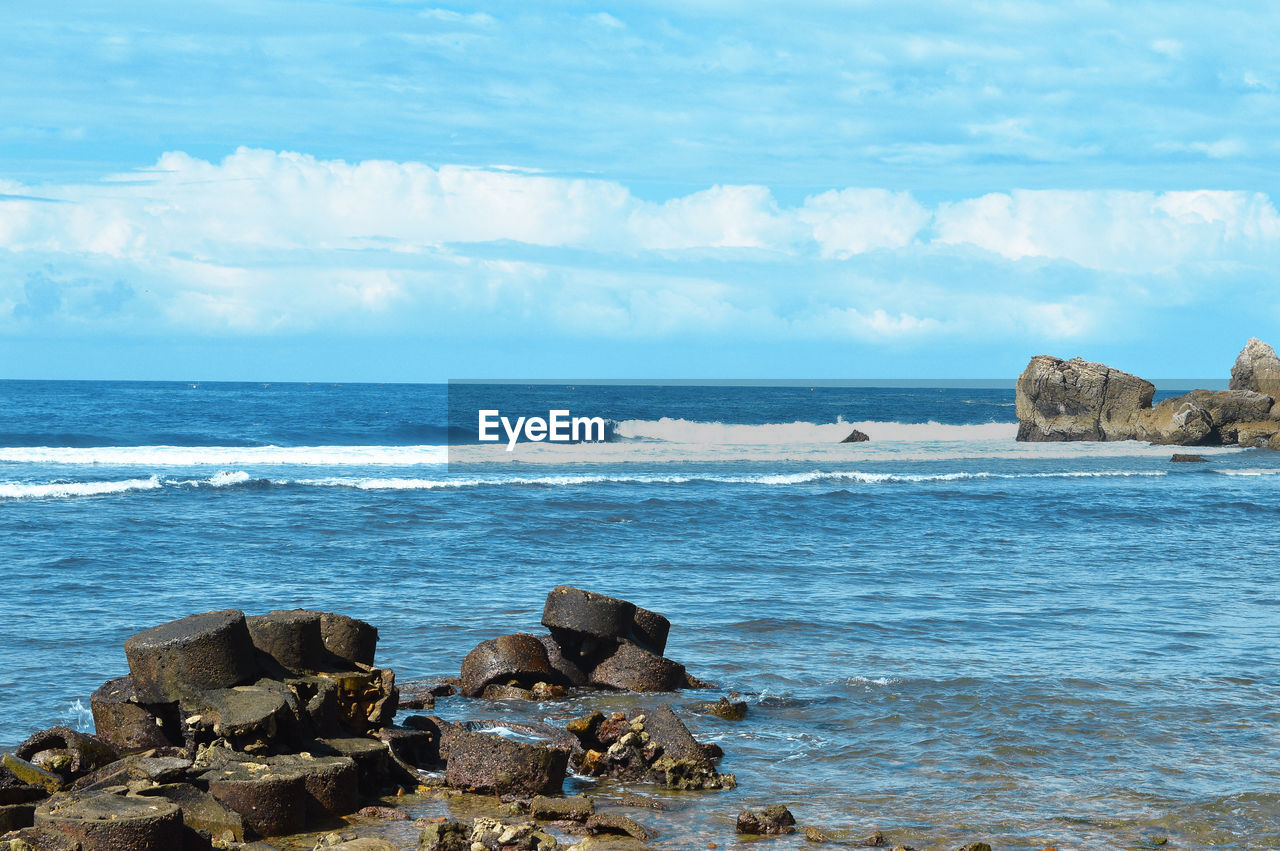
[1231,337,1280,399]
[1015,356,1154,441]
[1016,341,1280,446]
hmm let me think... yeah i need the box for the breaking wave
[0,468,1180,501]
[0,476,162,500]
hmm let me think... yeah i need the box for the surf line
[477,409,608,451]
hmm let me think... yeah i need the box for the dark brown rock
[71,751,192,791]
[35,790,185,848]
[179,684,298,753]
[541,586,636,641]
[691,697,747,721]
[537,633,591,686]
[418,819,471,851]
[0,764,45,805]
[246,609,326,675]
[319,612,378,667]
[444,729,568,797]
[135,781,246,844]
[637,704,703,765]
[1,754,64,794]
[200,756,308,836]
[90,675,182,752]
[587,813,652,840]
[0,802,35,832]
[629,607,670,656]
[273,753,359,818]
[590,641,686,692]
[1170,454,1208,462]
[736,804,797,835]
[15,727,118,784]
[460,633,558,697]
[311,736,391,797]
[841,429,870,443]
[530,794,594,821]
[124,610,260,704]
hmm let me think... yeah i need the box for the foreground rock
[1016,340,1280,446]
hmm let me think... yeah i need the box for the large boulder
[1015,356,1154,441]
[124,610,260,704]
[1230,338,1280,401]
[444,730,569,797]
[460,633,559,697]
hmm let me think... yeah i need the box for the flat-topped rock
[542,586,636,640]
[444,729,569,797]
[35,790,184,849]
[124,609,260,703]
[319,612,378,667]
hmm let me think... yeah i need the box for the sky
[3,1,1280,380]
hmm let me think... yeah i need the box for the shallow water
[2,381,1278,848]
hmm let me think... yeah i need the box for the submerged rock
[1170,454,1208,463]
[736,804,797,835]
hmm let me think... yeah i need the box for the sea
[2,379,1279,849]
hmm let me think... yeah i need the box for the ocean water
[2,380,1279,849]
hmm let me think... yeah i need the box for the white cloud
[5,149,1280,345]
[933,189,1280,272]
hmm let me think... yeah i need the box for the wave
[611,418,1017,444]
[1212,468,1280,477]
[0,468,1181,501]
[0,445,449,467]
[0,476,161,500]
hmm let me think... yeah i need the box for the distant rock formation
[1230,337,1280,399]
[840,428,869,443]
[1016,341,1280,447]
[1015,356,1153,442]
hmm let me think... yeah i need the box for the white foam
[0,445,449,467]
[1213,468,1280,477]
[0,476,161,500]
[285,468,1169,491]
[207,471,252,486]
[613,417,1018,444]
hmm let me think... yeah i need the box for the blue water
[2,380,1279,849]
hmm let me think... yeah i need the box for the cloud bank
[2,148,1279,362]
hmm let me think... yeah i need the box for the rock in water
[841,429,870,443]
[1170,454,1208,463]
[1231,337,1280,400]
[1016,355,1154,441]
[736,804,796,835]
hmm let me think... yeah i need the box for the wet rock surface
[736,803,797,835]
[443,729,569,797]
[564,704,735,791]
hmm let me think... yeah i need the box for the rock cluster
[0,608,424,848]
[1016,339,1280,447]
[459,586,708,699]
[563,704,735,791]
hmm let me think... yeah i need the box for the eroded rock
[124,610,260,704]
[444,730,568,797]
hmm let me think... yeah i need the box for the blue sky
[3,1,1280,380]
